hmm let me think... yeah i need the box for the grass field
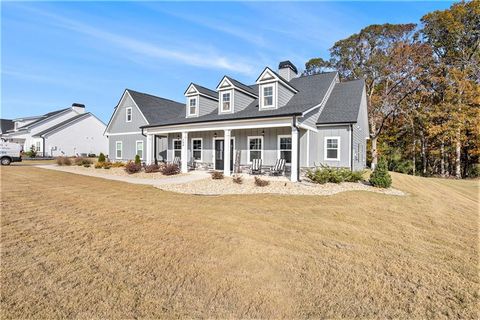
[1,166,478,318]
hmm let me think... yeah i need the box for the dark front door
[214,139,234,171]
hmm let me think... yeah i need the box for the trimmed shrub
[306,165,364,184]
[161,163,180,176]
[124,161,142,174]
[94,162,103,169]
[103,162,112,169]
[144,164,161,173]
[369,159,392,188]
[98,153,106,163]
[56,157,72,166]
[254,176,269,187]
[211,171,224,180]
[134,154,141,165]
[111,161,125,168]
[74,157,92,166]
[232,175,243,184]
[83,163,91,168]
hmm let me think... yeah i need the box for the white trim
[219,90,234,114]
[185,83,199,96]
[212,136,236,170]
[256,67,298,93]
[306,130,310,167]
[115,141,123,160]
[324,136,340,161]
[135,140,144,160]
[126,107,132,122]
[191,137,203,162]
[298,123,318,132]
[216,76,257,98]
[277,134,292,164]
[259,83,277,110]
[172,138,182,159]
[104,90,149,134]
[186,96,199,117]
[247,136,264,164]
[105,131,142,136]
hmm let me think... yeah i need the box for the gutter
[292,115,300,181]
[141,127,146,137]
[42,137,46,157]
[350,124,354,171]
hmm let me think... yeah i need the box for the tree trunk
[455,129,462,178]
[371,136,378,170]
[440,140,445,177]
[412,123,416,176]
[421,132,427,175]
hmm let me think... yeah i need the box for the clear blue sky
[1,1,452,123]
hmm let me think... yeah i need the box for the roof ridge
[127,88,183,105]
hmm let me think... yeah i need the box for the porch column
[146,134,154,164]
[181,131,188,173]
[291,126,299,182]
[224,129,231,176]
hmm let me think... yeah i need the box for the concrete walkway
[35,165,210,186]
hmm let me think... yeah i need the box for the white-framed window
[191,138,202,162]
[263,85,274,107]
[188,97,197,116]
[136,140,144,160]
[126,107,132,122]
[247,136,263,163]
[115,141,123,159]
[173,139,182,159]
[221,91,231,112]
[324,137,340,161]
[277,135,292,164]
[35,141,41,152]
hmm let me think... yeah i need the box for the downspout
[154,135,158,164]
[350,124,354,171]
[141,127,146,137]
[293,115,300,181]
[42,136,46,157]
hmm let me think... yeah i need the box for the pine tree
[369,159,392,188]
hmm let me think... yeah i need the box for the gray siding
[352,90,369,171]
[234,91,254,112]
[107,94,148,134]
[299,108,319,129]
[309,125,351,168]
[108,134,167,162]
[278,83,295,107]
[199,96,218,116]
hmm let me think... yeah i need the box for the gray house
[105,61,369,182]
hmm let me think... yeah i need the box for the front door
[214,139,234,171]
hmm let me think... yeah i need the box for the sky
[1,1,453,123]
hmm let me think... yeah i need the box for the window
[35,141,41,152]
[221,92,231,112]
[191,138,202,162]
[263,86,273,107]
[126,107,132,122]
[248,136,263,163]
[188,97,197,116]
[278,135,292,164]
[136,141,144,160]
[173,139,182,159]
[115,141,122,159]
[325,137,340,160]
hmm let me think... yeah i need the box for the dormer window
[188,97,198,116]
[263,86,274,107]
[126,107,132,122]
[221,92,231,112]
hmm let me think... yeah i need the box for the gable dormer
[256,66,298,110]
[216,76,257,114]
[184,83,218,118]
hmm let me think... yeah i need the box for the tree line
[304,0,479,178]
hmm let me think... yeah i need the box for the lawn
[1,166,478,318]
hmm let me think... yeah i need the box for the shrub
[74,157,92,166]
[254,176,269,187]
[98,153,106,163]
[56,157,71,166]
[134,154,141,165]
[211,171,224,180]
[111,161,125,168]
[161,163,180,176]
[232,175,243,184]
[103,162,112,169]
[94,162,103,169]
[83,163,91,168]
[369,159,392,188]
[124,161,142,174]
[306,165,364,184]
[144,164,161,173]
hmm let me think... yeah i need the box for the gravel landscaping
[57,165,185,180]
[157,175,406,196]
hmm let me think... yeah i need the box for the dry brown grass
[1,166,478,319]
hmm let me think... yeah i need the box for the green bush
[98,153,106,163]
[306,166,364,184]
[83,163,91,168]
[369,159,392,188]
[134,154,141,165]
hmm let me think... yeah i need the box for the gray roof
[224,76,257,96]
[143,72,339,128]
[34,113,90,137]
[316,79,365,124]
[127,89,184,124]
[0,119,14,133]
[191,83,218,100]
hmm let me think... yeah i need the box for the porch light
[214,132,217,138]
[177,134,180,139]
[261,130,265,136]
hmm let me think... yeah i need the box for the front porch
[144,117,302,182]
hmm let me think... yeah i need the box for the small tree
[134,154,141,165]
[369,158,392,188]
[98,152,106,163]
[28,145,37,158]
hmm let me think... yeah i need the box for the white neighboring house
[2,103,108,157]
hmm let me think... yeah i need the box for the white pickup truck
[0,140,23,165]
